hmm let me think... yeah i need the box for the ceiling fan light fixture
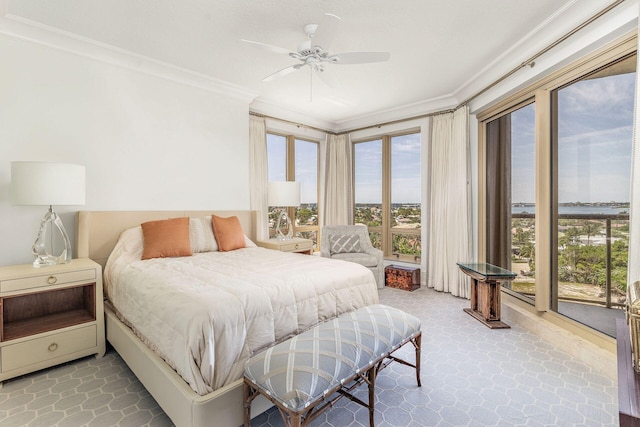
[304,24,318,38]
[297,39,312,54]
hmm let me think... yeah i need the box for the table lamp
[268,181,300,240]
[11,161,86,267]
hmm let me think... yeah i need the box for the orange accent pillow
[141,217,193,260]
[211,215,246,252]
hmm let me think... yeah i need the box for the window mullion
[534,88,552,313]
[382,135,392,257]
[286,136,296,230]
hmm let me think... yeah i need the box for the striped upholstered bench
[243,304,422,427]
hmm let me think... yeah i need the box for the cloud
[510,71,634,203]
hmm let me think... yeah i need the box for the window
[267,133,320,249]
[294,139,319,243]
[354,139,382,248]
[479,34,635,337]
[551,55,634,317]
[353,132,421,263]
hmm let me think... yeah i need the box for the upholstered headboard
[76,210,257,268]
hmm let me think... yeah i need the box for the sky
[511,70,635,204]
[354,133,421,204]
[267,134,318,204]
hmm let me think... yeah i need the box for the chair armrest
[363,245,384,261]
[358,236,382,257]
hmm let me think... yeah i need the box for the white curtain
[428,106,472,298]
[249,115,269,240]
[628,34,640,298]
[323,133,354,226]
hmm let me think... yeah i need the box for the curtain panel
[428,106,471,298]
[485,115,512,268]
[323,133,354,226]
[249,116,269,240]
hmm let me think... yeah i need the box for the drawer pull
[48,342,59,352]
[47,276,58,284]
[295,244,299,249]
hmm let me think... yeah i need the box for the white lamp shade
[11,161,86,206]
[268,181,301,207]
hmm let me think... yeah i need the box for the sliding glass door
[550,54,635,333]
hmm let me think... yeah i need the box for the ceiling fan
[241,13,391,83]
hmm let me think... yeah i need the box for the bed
[76,210,379,427]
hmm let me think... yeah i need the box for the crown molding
[250,98,337,132]
[333,94,458,133]
[0,8,258,104]
[252,93,458,134]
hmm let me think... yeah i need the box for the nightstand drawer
[0,268,96,293]
[279,240,313,252]
[1,325,97,372]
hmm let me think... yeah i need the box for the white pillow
[189,217,218,253]
[244,235,257,247]
[190,216,255,251]
[104,226,144,300]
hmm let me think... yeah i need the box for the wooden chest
[385,265,420,291]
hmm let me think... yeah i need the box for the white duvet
[104,228,379,395]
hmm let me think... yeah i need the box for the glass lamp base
[275,210,294,241]
[32,206,72,268]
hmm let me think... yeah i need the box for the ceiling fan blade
[332,51,391,64]
[310,70,350,106]
[241,39,294,55]
[313,68,337,89]
[263,64,302,82]
[311,13,342,50]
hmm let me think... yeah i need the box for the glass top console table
[457,262,516,329]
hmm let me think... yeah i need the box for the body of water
[512,205,629,215]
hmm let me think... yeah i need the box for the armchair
[321,225,384,289]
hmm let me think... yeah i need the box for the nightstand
[257,238,314,254]
[0,258,105,384]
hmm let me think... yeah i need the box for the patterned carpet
[0,287,618,426]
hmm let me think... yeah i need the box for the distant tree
[564,227,581,246]
[392,235,421,256]
[520,241,534,260]
[513,227,533,253]
[581,222,602,246]
[296,207,313,226]
[369,232,382,249]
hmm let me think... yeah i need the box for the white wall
[0,34,252,266]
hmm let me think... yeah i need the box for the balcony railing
[512,212,629,309]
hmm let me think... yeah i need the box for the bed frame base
[105,296,272,427]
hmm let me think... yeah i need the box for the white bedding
[104,228,379,395]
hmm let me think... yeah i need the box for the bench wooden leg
[368,365,376,427]
[290,412,302,427]
[415,333,422,387]
[243,380,252,427]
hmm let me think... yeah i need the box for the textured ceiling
[4,0,617,128]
